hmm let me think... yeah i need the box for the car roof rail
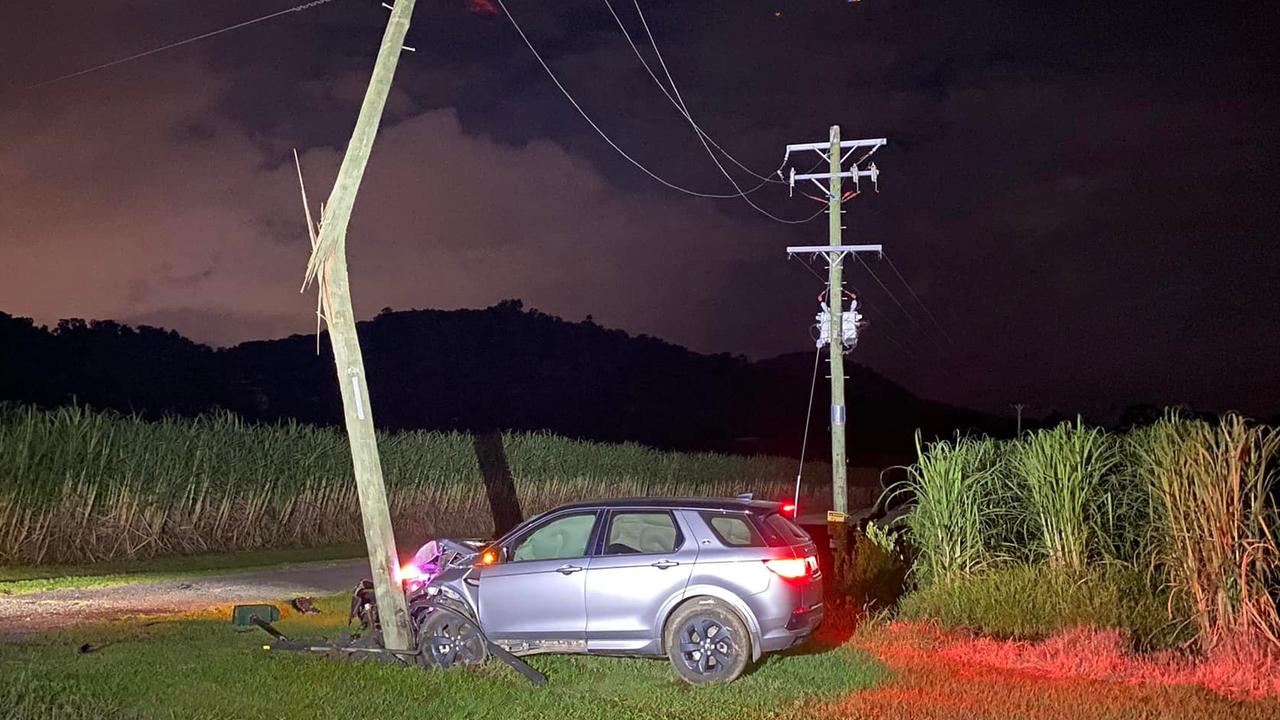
[736,492,754,501]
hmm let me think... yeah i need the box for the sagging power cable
[619,0,826,224]
[601,0,785,186]
[495,0,769,199]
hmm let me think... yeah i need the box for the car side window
[702,513,763,547]
[604,512,681,555]
[510,513,597,562]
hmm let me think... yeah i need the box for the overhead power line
[601,0,784,186]
[495,0,765,199]
[25,0,343,91]
[854,253,938,342]
[618,0,825,224]
[882,252,955,346]
[498,0,823,217]
[855,295,922,358]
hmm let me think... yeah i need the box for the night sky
[1,0,1275,421]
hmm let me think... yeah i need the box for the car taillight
[764,557,809,579]
[780,502,797,517]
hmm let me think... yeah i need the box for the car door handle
[556,564,584,575]
[650,560,679,570]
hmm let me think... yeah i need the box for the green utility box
[231,604,280,628]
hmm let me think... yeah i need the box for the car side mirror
[476,545,503,567]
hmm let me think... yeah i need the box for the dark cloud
[1,0,1276,421]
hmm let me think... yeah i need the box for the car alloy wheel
[665,599,751,684]
[417,611,488,668]
[678,617,736,676]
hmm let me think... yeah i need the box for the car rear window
[761,512,811,547]
[701,513,764,547]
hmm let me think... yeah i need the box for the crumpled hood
[407,538,486,580]
[402,538,487,617]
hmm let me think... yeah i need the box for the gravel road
[0,559,370,640]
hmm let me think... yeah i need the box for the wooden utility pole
[783,129,887,587]
[301,0,417,651]
[824,125,850,575]
[1011,403,1027,436]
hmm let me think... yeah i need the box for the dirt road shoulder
[0,559,369,639]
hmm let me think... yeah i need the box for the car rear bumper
[757,600,824,652]
[752,572,824,653]
[785,601,825,633]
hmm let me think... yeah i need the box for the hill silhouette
[0,301,1009,462]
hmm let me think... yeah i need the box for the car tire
[664,598,751,685]
[416,610,488,669]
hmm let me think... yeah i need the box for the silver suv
[399,497,824,684]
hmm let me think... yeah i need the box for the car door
[584,509,697,652]
[478,510,600,640]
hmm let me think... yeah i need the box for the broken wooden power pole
[300,0,418,652]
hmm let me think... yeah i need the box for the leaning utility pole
[785,126,886,582]
[300,0,417,651]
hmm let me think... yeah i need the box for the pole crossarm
[793,169,878,182]
[785,138,887,155]
[786,244,883,259]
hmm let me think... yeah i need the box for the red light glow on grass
[858,621,1280,703]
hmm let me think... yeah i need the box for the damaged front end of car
[264,536,545,685]
[350,537,487,633]
[399,538,486,599]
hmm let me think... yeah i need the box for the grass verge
[898,563,1184,649]
[0,544,363,596]
[0,595,887,720]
